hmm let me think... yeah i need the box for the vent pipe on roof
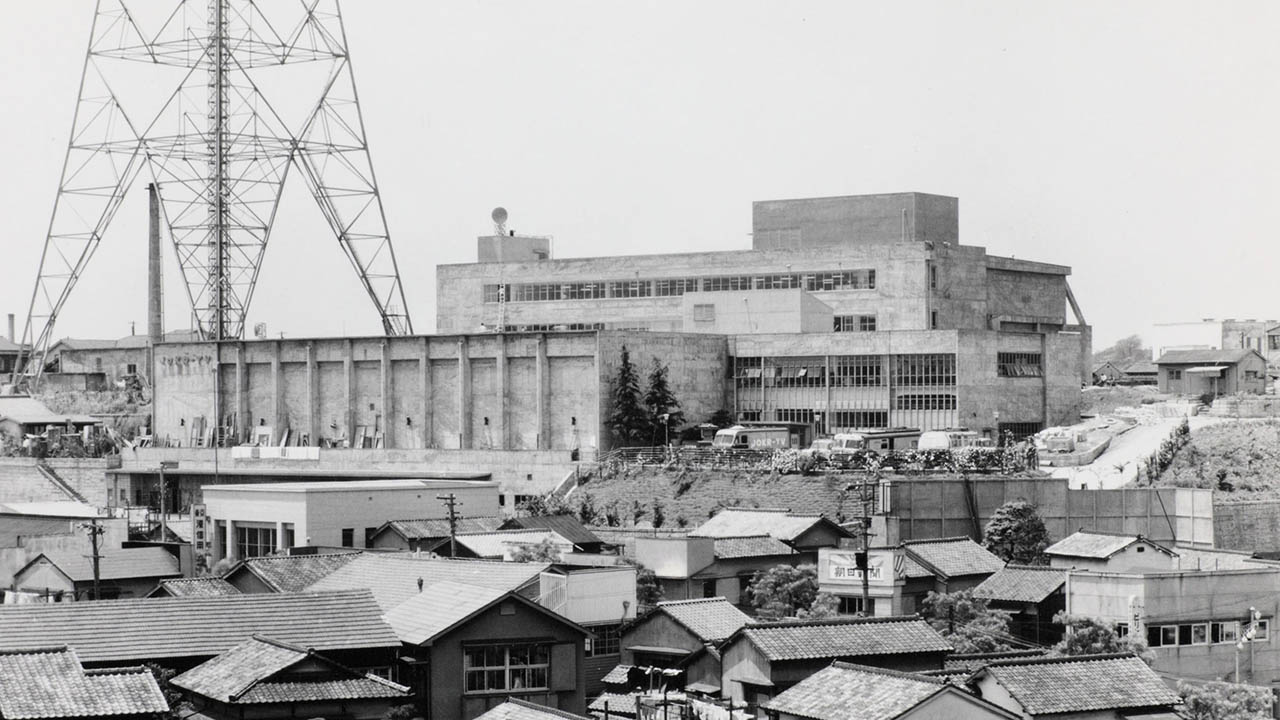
[6,314,13,343]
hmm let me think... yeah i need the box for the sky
[1,1,1277,350]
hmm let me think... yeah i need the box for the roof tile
[155,577,242,598]
[233,553,360,592]
[736,616,952,661]
[307,555,547,612]
[1045,532,1171,560]
[0,647,169,719]
[763,661,944,720]
[901,537,1005,579]
[690,508,829,542]
[654,597,755,643]
[27,547,181,583]
[712,535,795,559]
[382,581,510,645]
[477,699,593,720]
[972,565,1067,604]
[977,654,1180,715]
[0,590,399,664]
[501,515,604,547]
[381,517,504,540]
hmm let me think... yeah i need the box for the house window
[341,528,354,547]
[930,265,937,290]
[235,525,277,558]
[126,363,138,375]
[997,352,1044,378]
[282,523,295,549]
[464,644,550,693]
[838,596,874,615]
[930,310,938,329]
[1168,370,1183,380]
[584,624,621,657]
[702,579,717,598]
[365,527,377,547]
[1149,620,1266,647]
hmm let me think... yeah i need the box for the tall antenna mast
[13,1,414,385]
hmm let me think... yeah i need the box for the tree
[651,500,666,528]
[983,500,1050,565]
[749,564,823,619]
[510,537,561,563]
[382,704,423,720]
[1051,613,1156,665]
[644,357,684,444]
[142,663,183,718]
[1093,334,1150,368]
[798,592,839,620]
[607,346,650,445]
[516,493,572,517]
[636,566,664,607]
[576,492,600,526]
[920,590,1014,653]
[1179,680,1273,720]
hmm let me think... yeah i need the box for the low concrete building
[13,547,182,600]
[171,636,412,720]
[384,581,589,720]
[816,537,1004,617]
[1155,348,1267,396]
[1046,532,1177,573]
[201,478,500,563]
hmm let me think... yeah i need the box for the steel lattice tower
[14,0,412,381]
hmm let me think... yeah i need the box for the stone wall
[1213,501,1280,552]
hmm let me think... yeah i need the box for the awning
[1186,366,1226,375]
[684,681,721,695]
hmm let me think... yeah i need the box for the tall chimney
[148,183,163,344]
[6,314,13,344]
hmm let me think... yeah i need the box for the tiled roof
[1045,532,1172,560]
[383,581,510,645]
[155,577,242,597]
[600,664,633,684]
[713,535,795,559]
[1156,348,1256,365]
[691,508,827,542]
[232,552,361,592]
[589,692,638,717]
[976,653,1180,715]
[171,636,409,704]
[943,649,1049,672]
[307,554,547,612]
[763,661,944,720]
[654,597,755,643]
[0,647,169,719]
[452,529,572,559]
[25,547,181,583]
[972,565,1067,604]
[1124,361,1158,374]
[901,537,1005,579]
[0,590,400,664]
[380,516,504,540]
[477,698,593,720]
[501,515,604,547]
[735,617,952,661]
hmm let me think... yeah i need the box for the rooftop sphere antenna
[492,207,508,236]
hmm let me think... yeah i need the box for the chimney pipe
[148,183,164,344]
[6,314,13,344]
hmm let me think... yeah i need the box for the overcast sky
[1,1,1276,349]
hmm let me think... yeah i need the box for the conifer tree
[606,346,649,445]
[644,357,684,443]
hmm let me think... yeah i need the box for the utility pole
[861,477,872,613]
[438,493,462,557]
[81,519,104,600]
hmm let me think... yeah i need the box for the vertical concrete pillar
[420,337,432,449]
[276,521,287,551]
[306,343,319,446]
[271,341,283,444]
[458,337,472,449]
[1040,332,1049,425]
[235,344,249,445]
[380,340,393,448]
[495,335,508,450]
[344,339,356,447]
[224,519,236,562]
[536,334,549,450]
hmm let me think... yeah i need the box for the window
[896,394,957,410]
[838,596,874,615]
[608,280,652,298]
[999,422,1043,441]
[735,357,763,388]
[1168,370,1183,380]
[831,410,889,429]
[483,284,506,303]
[126,363,138,375]
[894,354,956,387]
[702,579,717,598]
[464,644,549,693]
[655,278,699,297]
[1191,624,1209,645]
[693,304,716,323]
[997,352,1044,378]
[930,310,938,330]
[833,356,883,387]
[833,315,877,332]
[365,527,377,547]
[737,411,761,422]
[1211,621,1238,644]
[774,408,815,424]
[930,265,937,290]
[585,624,621,657]
[514,494,536,507]
[235,525,277,558]
[1270,336,1280,351]
[282,523,295,549]
[341,528,354,547]
[1149,620,1265,647]
[1256,620,1270,641]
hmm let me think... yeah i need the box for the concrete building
[436,192,1090,440]
[201,478,500,564]
[1150,318,1279,365]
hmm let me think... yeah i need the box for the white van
[917,429,985,451]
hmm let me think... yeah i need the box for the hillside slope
[1154,420,1280,501]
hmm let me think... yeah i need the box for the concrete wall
[0,458,111,506]
[597,332,730,445]
[0,518,128,587]
[886,479,1214,547]
[751,193,959,249]
[1214,501,1280,552]
[56,347,149,384]
[679,289,833,335]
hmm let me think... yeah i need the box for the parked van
[917,429,985,451]
[712,425,792,450]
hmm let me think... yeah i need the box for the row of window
[235,524,292,558]
[481,269,875,303]
[1132,620,1270,647]
[771,409,894,428]
[997,352,1044,378]
[464,643,549,693]
[896,393,957,410]
[834,315,877,332]
[734,355,956,389]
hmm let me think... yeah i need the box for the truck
[917,428,988,451]
[831,427,923,454]
[711,425,793,450]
